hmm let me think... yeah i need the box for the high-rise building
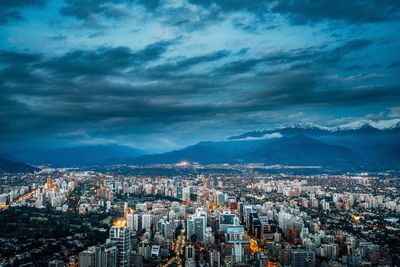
[291,249,315,267]
[187,215,206,242]
[47,175,52,189]
[127,213,135,233]
[185,244,195,260]
[110,226,131,267]
[79,249,96,267]
[100,242,118,267]
[219,210,239,232]
[138,239,151,260]
[232,242,244,264]
[134,213,140,231]
[217,192,226,206]
[209,249,221,267]
[142,213,152,232]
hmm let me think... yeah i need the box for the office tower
[185,244,195,260]
[187,215,206,242]
[36,193,44,208]
[142,213,152,232]
[134,213,140,231]
[123,202,128,216]
[127,213,135,233]
[101,242,118,267]
[219,210,238,232]
[291,249,315,267]
[176,186,183,200]
[194,215,206,242]
[209,249,221,267]
[196,208,207,225]
[138,239,151,260]
[130,252,143,267]
[216,192,226,206]
[110,226,131,267]
[244,206,253,228]
[151,245,160,260]
[79,249,96,267]
[232,242,244,264]
[47,175,52,189]
[187,216,196,240]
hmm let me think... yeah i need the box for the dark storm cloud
[270,0,400,24]
[60,0,133,21]
[144,50,231,78]
[0,0,46,24]
[37,40,174,77]
[188,0,268,14]
[0,50,42,83]
[0,50,42,64]
[214,39,373,76]
[242,71,400,111]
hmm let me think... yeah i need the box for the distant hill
[2,144,144,167]
[131,119,400,170]
[2,119,399,170]
[0,159,39,173]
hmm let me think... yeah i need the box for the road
[162,229,186,267]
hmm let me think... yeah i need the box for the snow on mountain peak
[332,118,400,131]
[275,119,400,132]
[282,121,329,130]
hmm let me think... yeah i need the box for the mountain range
[0,159,39,173]
[131,119,400,170]
[1,119,399,170]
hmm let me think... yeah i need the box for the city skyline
[1,0,400,151]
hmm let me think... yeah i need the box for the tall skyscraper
[142,213,152,232]
[209,249,221,267]
[110,225,131,267]
[78,249,96,267]
[291,249,315,267]
[187,214,207,242]
[127,213,135,233]
[100,242,118,267]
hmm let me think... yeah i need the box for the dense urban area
[0,163,399,267]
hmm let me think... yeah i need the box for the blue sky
[1,0,400,152]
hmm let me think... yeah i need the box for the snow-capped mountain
[229,118,400,140]
[332,118,400,131]
[130,118,400,170]
[282,118,400,132]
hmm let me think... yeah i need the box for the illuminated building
[219,210,239,232]
[110,221,131,267]
[47,175,52,189]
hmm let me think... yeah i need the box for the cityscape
[1,0,400,267]
[0,164,399,266]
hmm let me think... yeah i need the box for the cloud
[36,40,175,77]
[270,0,400,24]
[0,0,46,25]
[233,132,283,141]
[60,0,133,21]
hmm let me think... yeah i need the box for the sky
[1,0,400,152]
